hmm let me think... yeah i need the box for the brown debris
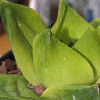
[27,83,46,96]
[0,59,22,75]
[27,83,35,89]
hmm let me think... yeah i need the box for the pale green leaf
[33,30,94,88]
[0,1,47,85]
[0,75,40,100]
[73,28,100,81]
[91,18,100,29]
[41,86,100,100]
[52,0,93,46]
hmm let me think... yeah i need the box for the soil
[0,59,22,75]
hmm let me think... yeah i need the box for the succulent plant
[0,0,100,99]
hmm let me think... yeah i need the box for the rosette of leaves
[0,0,100,99]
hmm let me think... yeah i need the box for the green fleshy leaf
[33,30,94,88]
[96,77,100,84]
[73,28,100,81]
[91,18,100,29]
[41,86,100,100]
[0,1,100,99]
[0,75,40,100]
[0,1,47,85]
[0,0,47,47]
[52,0,93,46]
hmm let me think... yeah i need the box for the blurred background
[2,0,100,29]
[0,0,100,58]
